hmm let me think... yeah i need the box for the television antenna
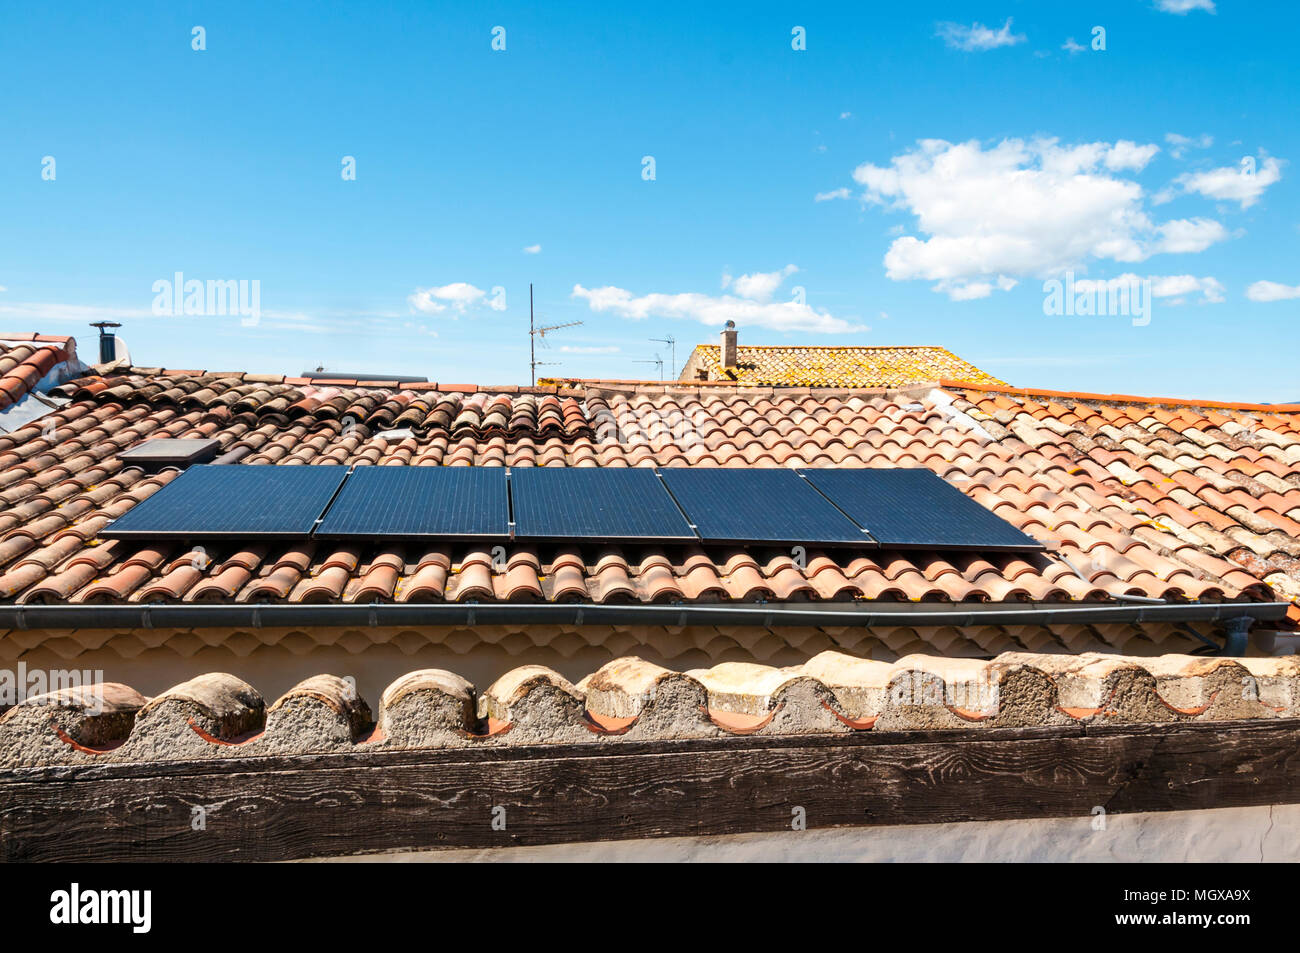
[650,335,676,378]
[635,353,665,381]
[529,283,582,384]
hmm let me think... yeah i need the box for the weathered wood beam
[3,720,1298,862]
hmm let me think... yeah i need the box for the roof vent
[302,370,428,384]
[90,321,129,365]
[119,438,221,470]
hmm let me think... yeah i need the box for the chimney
[90,321,122,363]
[720,320,738,367]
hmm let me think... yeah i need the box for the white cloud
[1156,0,1215,13]
[1150,274,1224,302]
[722,264,798,303]
[936,18,1026,51]
[839,111,852,120]
[1074,273,1224,304]
[1165,132,1213,160]
[0,301,156,322]
[523,244,542,254]
[1154,217,1229,254]
[408,282,503,315]
[1172,156,1282,209]
[571,284,864,334]
[1246,280,1300,302]
[814,187,852,202]
[0,286,6,293]
[558,344,620,354]
[1104,140,1161,171]
[1061,38,1085,54]
[847,137,1225,299]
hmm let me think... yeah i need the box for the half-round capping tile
[878,654,1067,730]
[377,669,477,748]
[579,656,719,740]
[1139,655,1276,721]
[0,683,146,767]
[122,673,266,761]
[1237,656,1300,715]
[686,661,848,735]
[798,650,893,725]
[1000,652,1177,724]
[478,665,589,744]
[263,675,373,753]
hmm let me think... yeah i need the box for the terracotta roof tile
[0,350,1286,656]
[0,341,73,411]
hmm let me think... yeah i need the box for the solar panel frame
[658,467,874,547]
[101,464,350,540]
[314,466,509,540]
[798,467,1044,552]
[510,467,697,542]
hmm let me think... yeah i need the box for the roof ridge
[692,343,956,351]
[941,379,1300,413]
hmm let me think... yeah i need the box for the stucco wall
[315,803,1300,862]
[0,621,1203,705]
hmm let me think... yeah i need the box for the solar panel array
[103,465,349,539]
[102,464,1043,552]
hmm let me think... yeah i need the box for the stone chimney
[720,320,738,367]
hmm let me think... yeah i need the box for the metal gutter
[0,600,1289,632]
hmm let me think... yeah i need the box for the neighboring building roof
[679,344,1006,387]
[0,353,1284,662]
[0,337,76,411]
[6,650,1300,768]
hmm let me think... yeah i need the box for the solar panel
[799,468,1043,551]
[659,468,872,546]
[102,465,349,539]
[315,466,507,539]
[511,467,696,542]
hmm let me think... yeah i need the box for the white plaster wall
[315,803,1300,862]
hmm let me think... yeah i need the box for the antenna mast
[528,283,583,384]
[651,335,676,378]
[634,353,665,381]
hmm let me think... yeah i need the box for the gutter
[0,600,1289,633]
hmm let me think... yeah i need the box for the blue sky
[1,0,1296,399]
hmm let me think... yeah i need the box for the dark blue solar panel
[659,468,871,546]
[315,466,507,538]
[799,468,1043,551]
[511,468,696,542]
[102,465,349,539]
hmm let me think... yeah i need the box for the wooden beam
[3,720,1299,862]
